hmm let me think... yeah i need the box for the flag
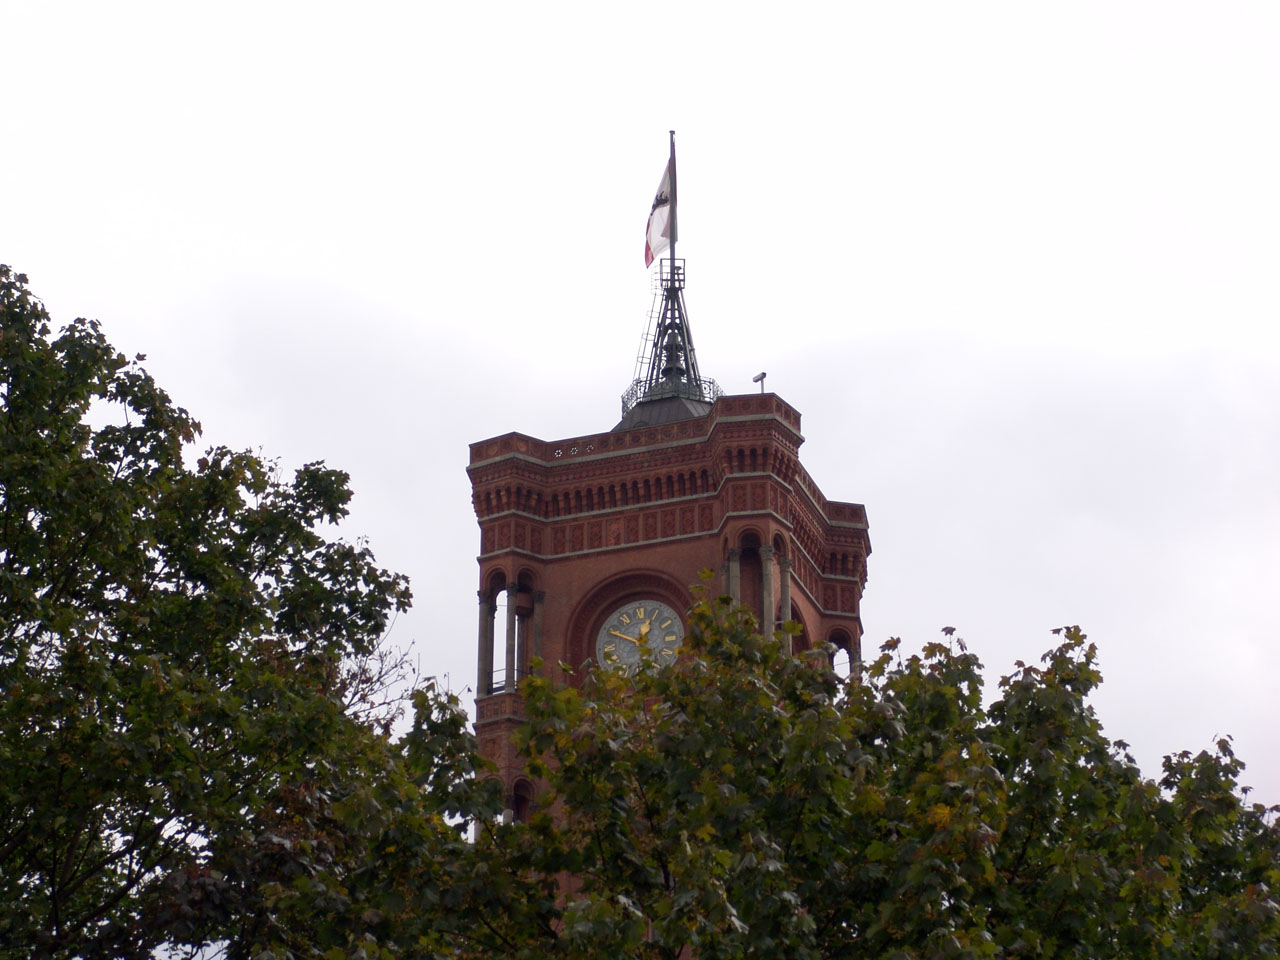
[644,152,677,267]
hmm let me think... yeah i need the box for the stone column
[728,548,742,603]
[778,556,793,654]
[531,590,546,665]
[504,584,518,691]
[477,590,494,697]
[759,544,775,635]
[516,611,530,686]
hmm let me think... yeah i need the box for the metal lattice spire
[620,259,720,418]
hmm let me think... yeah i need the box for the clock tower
[467,259,870,818]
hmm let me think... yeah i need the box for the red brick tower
[467,260,870,819]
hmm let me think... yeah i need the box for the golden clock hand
[608,628,635,642]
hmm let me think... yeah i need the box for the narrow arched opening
[829,628,855,680]
[512,779,535,824]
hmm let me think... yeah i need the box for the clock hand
[608,628,636,642]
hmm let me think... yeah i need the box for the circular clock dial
[595,600,684,675]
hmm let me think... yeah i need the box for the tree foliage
[512,595,1280,959]
[0,265,483,959]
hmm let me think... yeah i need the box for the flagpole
[668,129,676,275]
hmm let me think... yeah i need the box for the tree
[511,591,1280,959]
[0,265,499,959]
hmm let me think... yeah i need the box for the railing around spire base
[620,375,722,418]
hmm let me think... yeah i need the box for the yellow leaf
[927,804,952,827]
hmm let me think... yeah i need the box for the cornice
[468,393,804,472]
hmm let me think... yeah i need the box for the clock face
[595,600,684,675]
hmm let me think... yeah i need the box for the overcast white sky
[4,2,1278,803]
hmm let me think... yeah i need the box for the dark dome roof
[612,394,713,432]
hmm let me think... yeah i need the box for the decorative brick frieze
[679,506,694,535]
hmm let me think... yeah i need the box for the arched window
[487,573,510,693]
[512,779,535,824]
[829,629,855,680]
